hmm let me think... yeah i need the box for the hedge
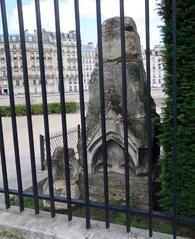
[157,1,195,217]
[0,102,77,117]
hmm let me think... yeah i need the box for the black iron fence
[40,125,81,171]
[0,0,194,238]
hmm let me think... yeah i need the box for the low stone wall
[79,172,148,209]
[0,92,89,106]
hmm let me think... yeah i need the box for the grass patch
[0,231,25,239]
[10,196,44,211]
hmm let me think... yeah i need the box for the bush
[65,101,77,113]
[157,0,195,217]
[31,104,43,115]
[0,105,10,117]
[0,102,77,117]
[15,104,26,115]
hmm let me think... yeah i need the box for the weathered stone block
[43,147,81,210]
[79,173,148,209]
[43,180,80,210]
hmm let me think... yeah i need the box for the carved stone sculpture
[81,17,160,207]
[86,16,159,176]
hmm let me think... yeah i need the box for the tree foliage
[157,0,195,217]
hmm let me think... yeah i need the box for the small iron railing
[40,125,80,171]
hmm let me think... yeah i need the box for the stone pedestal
[43,180,80,210]
[79,173,148,209]
[43,147,81,210]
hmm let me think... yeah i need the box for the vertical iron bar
[119,0,130,233]
[74,0,90,229]
[53,0,72,221]
[77,124,80,141]
[34,0,55,217]
[0,111,10,209]
[145,0,153,237]
[17,0,39,215]
[40,135,45,171]
[96,0,110,229]
[0,0,24,212]
[172,0,177,238]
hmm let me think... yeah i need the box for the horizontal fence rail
[0,0,194,238]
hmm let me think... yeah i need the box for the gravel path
[0,113,80,189]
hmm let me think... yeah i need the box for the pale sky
[3,0,163,48]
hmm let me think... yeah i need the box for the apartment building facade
[0,31,163,95]
[62,30,78,93]
[0,30,96,95]
[82,42,96,92]
[142,45,165,88]
[0,30,58,95]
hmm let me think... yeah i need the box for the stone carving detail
[92,140,136,176]
[43,147,81,209]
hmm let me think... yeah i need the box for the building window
[69,85,72,92]
[74,85,77,92]
[33,80,36,85]
[31,53,35,59]
[3,89,8,94]
[16,80,19,86]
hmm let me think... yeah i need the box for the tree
[157,0,195,217]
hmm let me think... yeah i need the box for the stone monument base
[79,172,148,209]
[43,180,80,210]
